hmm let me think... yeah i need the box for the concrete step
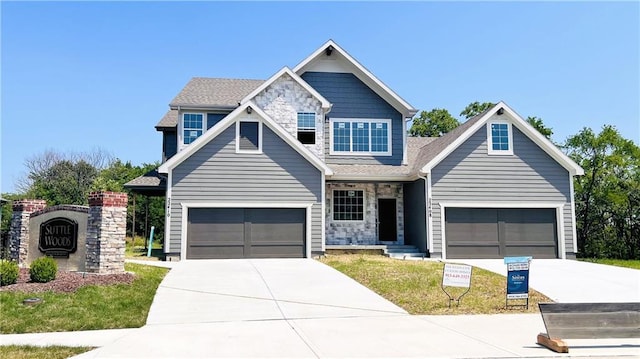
[387,252,428,259]
[385,248,423,254]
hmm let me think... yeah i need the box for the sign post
[504,256,532,309]
[441,263,472,307]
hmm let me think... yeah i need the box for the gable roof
[293,40,417,119]
[169,77,264,109]
[418,102,584,176]
[158,101,333,176]
[240,67,332,111]
[155,109,179,129]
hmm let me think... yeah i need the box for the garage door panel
[186,207,305,259]
[445,208,558,259]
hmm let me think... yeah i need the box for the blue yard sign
[504,256,532,308]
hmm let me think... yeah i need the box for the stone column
[86,192,128,274]
[9,200,47,266]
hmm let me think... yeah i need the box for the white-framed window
[236,119,262,153]
[487,121,513,155]
[182,113,205,145]
[333,189,364,221]
[329,118,391,156]
[297,112,316,145]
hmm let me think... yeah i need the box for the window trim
[332,189,366,222]
[329,118,392,156]
[486,121,514,155]
[180,112,206,148]
[235,119,263,154]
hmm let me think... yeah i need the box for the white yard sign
[442,263,472,288]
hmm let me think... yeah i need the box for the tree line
[410,101,639,260]
[1,150,164,244]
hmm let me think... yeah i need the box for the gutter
[169,104,238,111]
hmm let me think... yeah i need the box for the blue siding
[207,113,226,129]
[403,180,427,252]
[163,131,177,162]
[301,72,403,165]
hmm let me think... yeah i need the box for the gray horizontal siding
[431,121,574,256]
[301,72,403,165]
[169,124,323,254]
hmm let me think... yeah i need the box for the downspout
[417,174,430,256]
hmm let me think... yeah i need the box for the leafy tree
[409,108,460,137]
[564,125,640,259]
[526,116,553,140]
[28,160,99,205]
[460,101,495,119]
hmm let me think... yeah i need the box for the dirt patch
[0,268,135,293]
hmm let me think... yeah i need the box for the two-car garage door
[445,208,558,259]
[187,208,306,259]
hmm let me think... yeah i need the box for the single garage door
[445,208,558,259]
[187,208,305,259]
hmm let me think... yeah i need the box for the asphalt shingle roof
[170,77,264,108]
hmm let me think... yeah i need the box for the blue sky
[2,1,638,193]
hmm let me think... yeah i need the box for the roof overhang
[328,174,413,182]
[419,101,585,176]
[158,101,333,176]
[293,40,417,119]
[241,67,332,113]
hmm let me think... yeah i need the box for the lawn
[124,236,164,261]
[319,254,551,315]
[579,258,640,270]
[0,346,92,359]
[0,263,168,334]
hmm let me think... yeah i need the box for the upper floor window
[330,118,391,156]
[183,113,204,145]
[487,122,513,155]
[236,120,262,153]
[297,112,316,145]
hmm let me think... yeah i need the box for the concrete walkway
[455,259,640,302]
[2,258,639,358]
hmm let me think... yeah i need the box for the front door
[378,198,397,242]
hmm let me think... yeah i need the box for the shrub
[0,260,19,286]
[29,256,58,283]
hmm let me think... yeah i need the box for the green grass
[320,255,551,315]
[125,236,164,261]
[0,263,168,334]
[0,346,92,359]
[579,258,640,270]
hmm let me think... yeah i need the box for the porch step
[387,252,428,259]
[383,245,428,259]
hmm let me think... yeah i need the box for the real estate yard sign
[441,263,472,307]
[504,256,532,309]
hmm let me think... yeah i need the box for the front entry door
[378,198,397,242]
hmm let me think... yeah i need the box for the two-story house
[126,40,583,261]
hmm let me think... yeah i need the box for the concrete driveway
[456,259,640,303]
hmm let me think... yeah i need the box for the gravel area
[0,268,135,293]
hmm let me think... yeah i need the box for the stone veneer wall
[325,183,404,245]
[9,200,47,266]
[85,192,128,274]
[253,73,325,160]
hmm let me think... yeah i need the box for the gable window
[333,190,364,221]
[297,112,316,144]
[330,118,391,155]
[236,120,262,153]
[487,122,513,155]
[183,113,204,145]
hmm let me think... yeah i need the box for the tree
[28,160,99,205]
[526,116,553,140]
[460,101,495,119]
[409,108,460,137]
[564,125,640,259]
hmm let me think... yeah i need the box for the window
[236,120,261,153]
[487,122,513,155]
[333,190,364,221]
[182,113,204,145]
[297,112,316,144]
[330,118,391,155]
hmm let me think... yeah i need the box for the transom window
[236,120,262,153]
[333,190,364,221]
[297,112,316,145]
[487,122,513,155]
[330,118,391,155]
[183,113,204,145]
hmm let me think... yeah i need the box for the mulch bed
[0,268,135,293]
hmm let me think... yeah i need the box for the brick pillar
[9,200,47,266]
[86,192,128,274]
